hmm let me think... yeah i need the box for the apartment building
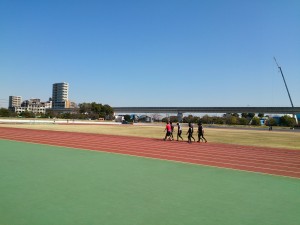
[9,96,22,109]
[52,82,69,109]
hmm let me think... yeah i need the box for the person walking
[176,122,183,141]
[190,123,196,142]
[186,123,193,143]
[164,121,172,141]
[197,122,207,143]
[170,122,174,140]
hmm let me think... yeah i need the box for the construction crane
[274,57,298,124]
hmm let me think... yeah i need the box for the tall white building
[9,96,22,109]
[52,82,69,109]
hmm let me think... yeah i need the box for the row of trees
[161,113,297,127]
[0,107,298,127]
[78,102,114,120]
[0,102,114,120]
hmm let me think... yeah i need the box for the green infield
[1,139,300,225]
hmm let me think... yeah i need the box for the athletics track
[0,127,300,179]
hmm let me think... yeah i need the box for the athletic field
[1,124,300,225]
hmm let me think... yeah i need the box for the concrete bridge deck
[113,107,300,114]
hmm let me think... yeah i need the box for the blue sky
[1,0,300,108]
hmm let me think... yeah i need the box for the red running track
[1,127,300,179]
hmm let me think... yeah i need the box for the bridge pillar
[177,112,183,122]
[294,114,299,125]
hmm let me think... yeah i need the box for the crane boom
[274,57,294,107]
[274,57,298,124]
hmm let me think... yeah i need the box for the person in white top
[176,122,183,141]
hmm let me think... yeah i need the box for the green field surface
[1,140,300,225]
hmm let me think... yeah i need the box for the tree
[78,102,114,120]
[20,110,35,118]
[0,108,11,117]
[183,115,194,123]
[90,113,100,120]
[201,115,211,124]
[258,113,264,118]
[211,116,224,124]
[79,103,91,114]
[247,113,255,118]
[226,116,238,125]
[251,117,261,126]
[123,115,131,122]
[169,116,178,123]
[267,118,277,126]
[241,113,248,118]
[162,117,169,123]
[62,113,72,119]
[102,104,114,120]
[91,102,102,113]
[239,117,249,125]
[280,115,296,127]
[231,113,239,118]
[44,110,58,118]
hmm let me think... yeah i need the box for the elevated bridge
[113,107,300,123]
[113,107,300,114]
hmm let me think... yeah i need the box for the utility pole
[274,57,298,124]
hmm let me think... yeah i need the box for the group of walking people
[164,121,207,143]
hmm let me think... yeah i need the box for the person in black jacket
[190,123,195,142]
[197,122,207,143]
[186,123,193,143]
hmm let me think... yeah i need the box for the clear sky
[1,0,300,108]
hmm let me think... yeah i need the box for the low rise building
[12,98,52,114]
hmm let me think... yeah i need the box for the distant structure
[9,96,22,109]
[7,82,77,115]
[9,96,52,114]
[52,82,69,109]
[114,107,300,122]
[20,98,52,114]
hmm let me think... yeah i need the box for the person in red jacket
[164,121,172,141]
